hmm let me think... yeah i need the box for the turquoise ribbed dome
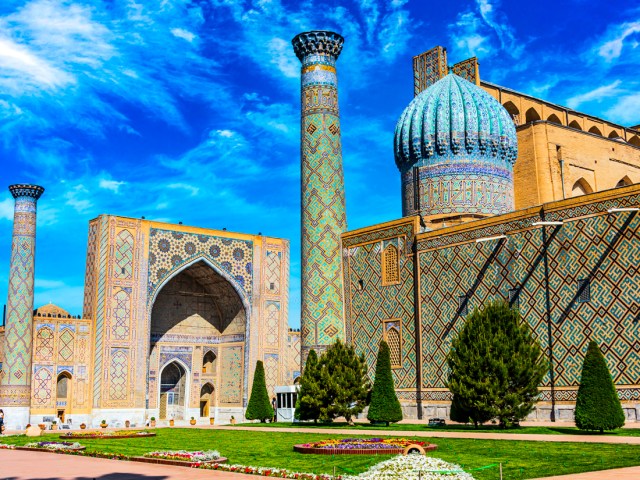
[394,73,517,172]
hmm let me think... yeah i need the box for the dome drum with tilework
[394,73,518,225]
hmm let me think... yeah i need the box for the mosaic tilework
[113,229,134,280]
[264,353,278,398]
[0,185,43,406]
[35,326,54,360]
[343,237,416,389]
[419,198,640,392]
[82,222,98,318]
[293,31,347,358]
[108,348,128,401]
[265,250,281,294]
[159,346,193,371]
[148,228,253,303]
[413,46,448,96]
[111,288,131,340]
[219,346,243,404]
[32,365,53,406]
[264,301,280,347]
[57,328,74,362]
[452,57,479,85]
[92,216,110,407]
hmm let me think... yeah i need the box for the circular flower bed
[136,450,227,466]
[294,438,437,455]
[342,454,474,479]
[21,441,85,451]
[61,430,155,439]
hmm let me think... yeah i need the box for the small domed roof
[34,303,71,318]
[394,73,517,171]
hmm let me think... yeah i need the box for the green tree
[295,349,323,422]
[318,339,370,424]
[575,341,625,432]
[245,360,273,423]
[447,300,547,428]
[367,340,403,426]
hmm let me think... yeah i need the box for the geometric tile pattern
[35,326,54,360]
[264,353,278,399]
[0,184,43,406]
[343,236,416,389]
[108,348,128,401]
[264,301,280,347]
[264,250,281,294]
[148,228,253,303]
[32,365,53,406]
[113,229,134,280]
[57,328,75,363]
[111,288,131,340]
[451,57,479,85]
[413,46,448,96]
[293,31,347,359]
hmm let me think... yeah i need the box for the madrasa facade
[293,32,640,422]
[1,30,640,429]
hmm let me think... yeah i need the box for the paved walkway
[216,425,640,444]
[0,450,261,480]
[530,466,640,479]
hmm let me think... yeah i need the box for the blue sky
[1,0,639,327]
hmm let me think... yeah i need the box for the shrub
[245,360,274,422]
[367,340,403,426]
[447,300,547,427]
[295,349,323,422]
[575,340,625,432]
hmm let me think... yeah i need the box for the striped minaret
[292,31,347,364]
[0,184,44,428]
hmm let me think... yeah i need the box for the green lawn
[2,428,640,479]
[238,421,640,436]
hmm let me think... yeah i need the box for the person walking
[0,409,4,435]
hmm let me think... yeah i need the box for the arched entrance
[159,361,188,420]
[200,383,214,417]
[148,259,248,419]
[56,372,72,422]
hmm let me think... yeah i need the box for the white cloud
[171,28,196,43]
[35,278,66,289]
[99,178,126,193]
[606,93,640,124]
[64,184,92,213]
[567,80,622,109]
[0,197,13,220]
[167,183,199,196]
[597,21,640,62]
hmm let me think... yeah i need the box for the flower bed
[19,441,85,452]
[294,438,437,455]
[134,450,227,466]
[342,455,474,480]
[196,463,337,479]
[61,430,156,439]
[0,444,15,450]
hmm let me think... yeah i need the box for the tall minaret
[0,184,44,428]
[292,30,347,363]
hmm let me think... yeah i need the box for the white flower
[342,455,475,480]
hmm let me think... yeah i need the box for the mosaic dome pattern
[393,74,518,220]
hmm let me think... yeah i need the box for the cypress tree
[367,340,403,426]
[575,341,625,432]
[318,339,370,424]
[447,300,547,427]
[245,360,273,423]
[295,349,323,422]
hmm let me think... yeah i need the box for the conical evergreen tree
[245,360,273,422]
[447,300,547,427]
[575,341,625,432]
[367,340,403,426]
[295,349,323,422]
[318,339,370,424]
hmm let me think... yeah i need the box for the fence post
[500,463,503,480]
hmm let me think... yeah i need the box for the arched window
[57,372,71,399]
[200,383,214,417]
[383,320,402,368]
[525,108,541,123]
[381,244,400,285]
[568,120,582,130]
[616,176,632,188]
[547,114,562,125]
[571,178,594,197]
[629,136,640,147]
[503,101,520,124]
[202,351,216,374]
[588,126,603,136]
[608,130,621,139]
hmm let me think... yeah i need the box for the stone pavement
[217,425,640,445]
[0,450,262,480]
